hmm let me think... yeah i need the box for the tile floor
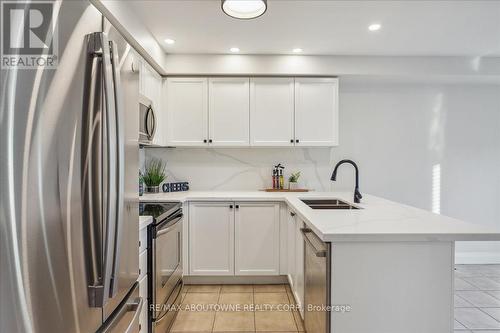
[171,265,500,332]
[455,265,500,333]
[170,283,304,332]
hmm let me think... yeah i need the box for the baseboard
[455,252,500,264]
[184,275,289,285]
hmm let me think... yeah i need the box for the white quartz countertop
[140,191,500,242]
[139,215,153,230]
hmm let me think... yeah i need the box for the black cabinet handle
[295,139,299,143]
[229,205,233,209]
[203,139,207,143]
[235,205,239,209]
[290,139,294,143]
[290,212,296,217]
[209,139,213,143]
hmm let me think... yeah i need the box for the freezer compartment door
[100,283,143,333]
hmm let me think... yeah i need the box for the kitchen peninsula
[140,191,500,333]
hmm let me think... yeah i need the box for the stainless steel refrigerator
[0,1,141,332]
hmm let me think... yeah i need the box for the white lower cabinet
[188,201,280,276]
[287,209,297,288]
[138,232,148,332]
[286,209,305,315]
[189,202,235,275]
[234,202,280,275]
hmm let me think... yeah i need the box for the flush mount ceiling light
[368,23,382,31]
[230,47,240,53]
[292,48,303,53]
[164,38,175,45]
[222,0,267,20]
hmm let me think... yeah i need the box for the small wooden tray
[262,189,310,192]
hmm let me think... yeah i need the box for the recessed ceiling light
[368,23,382,32]
[292,48,303,53]
[222,0,267,20]
[230,47,240,53]
[164,38,175,45]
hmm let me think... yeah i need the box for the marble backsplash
[143,147,339,191]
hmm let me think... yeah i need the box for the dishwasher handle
[301,228,328,257]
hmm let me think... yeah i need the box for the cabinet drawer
[139,226,148,253]
[138,275,148,333]
[139,249,147,280]
[139,306,148,333]
[139,274,148,301]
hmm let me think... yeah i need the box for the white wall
[146,147,336,191]
[336,78,500,263]
[145,78,500,263]
[163,54,500,80]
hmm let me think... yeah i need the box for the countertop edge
[139,192,500,242]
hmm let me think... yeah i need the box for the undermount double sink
[301,199,361,210]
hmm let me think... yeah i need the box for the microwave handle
[146,105,156,140]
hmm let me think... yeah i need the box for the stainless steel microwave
[139,94,156,144]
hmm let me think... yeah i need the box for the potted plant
[142,157,166,193]
[288,171,301,190]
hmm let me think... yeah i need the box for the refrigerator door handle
[108,39,125,299]
[83,32,105,307]
[84,32,118,308]
[100,31,119,306]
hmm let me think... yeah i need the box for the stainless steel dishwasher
[301,227,331,333]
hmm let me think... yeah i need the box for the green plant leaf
[288,171,301,183]
[143,157,167,186]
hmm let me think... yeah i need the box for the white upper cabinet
[208,78,250,146]
[189,202,235,275]
[164,76,338,147]
[165,77,208,146]
[250,78,295,146]
[234,202,280,276]
[294,77,339,146]
[139,60,164,146]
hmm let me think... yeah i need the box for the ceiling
[126,0,500,56]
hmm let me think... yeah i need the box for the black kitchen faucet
[331,159,362,203]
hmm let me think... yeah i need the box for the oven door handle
[154,281,183,324]
[156,215,183,237]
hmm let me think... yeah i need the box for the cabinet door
[189,202,234,275]
[234,202,280,275]
[139,60,165,146]
[150,69,164,146]
[294,77,339,146]
[139,60,147,97]
[166,77,208,146]
[209,78,250,146]
[250,78,295,146]
[287,210,296,288]
[294,219,305,315]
